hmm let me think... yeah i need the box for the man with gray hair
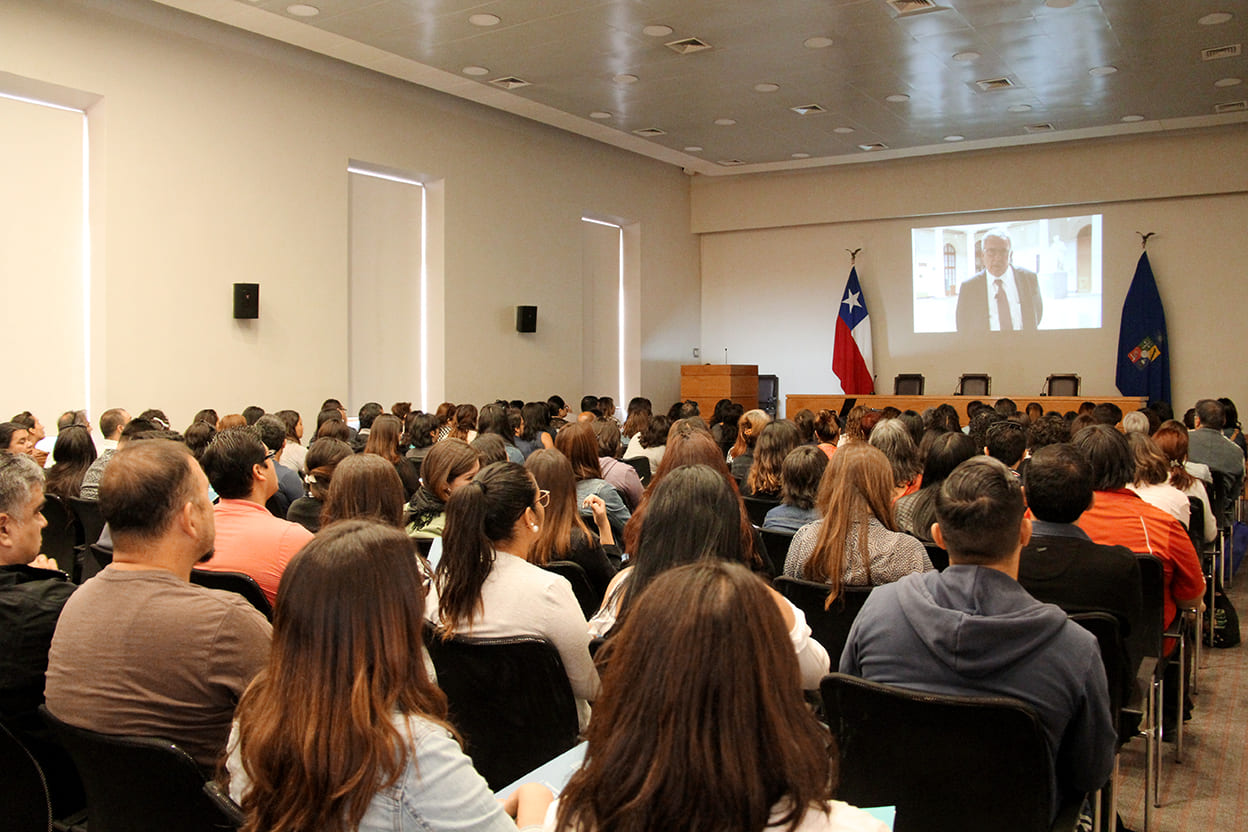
[955,227,1044,333]
[842,456,1114,820]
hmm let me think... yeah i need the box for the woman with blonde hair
[728,408,770,482]
[227,521,552,832]
[550,560,885,832]
[783,443,931,601]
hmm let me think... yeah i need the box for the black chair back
[1045,374,1081,397]
[957,374,991,396]
[894,373,925,395]
[1,722,53,832]
[1069,612,1126,730]
[40,495,81,582]
[759,529,795,574]
[190,569,274,621]
[79,543,113,582]
[422,633,579,791]
[773,576,872,661]
[1187,496,1205,554]
[742,495,780,527]
[541,560,600,619]
[620,456,651,485]
[66,498,105,548]
[37,706,240,832]
[1135,553,1166,659]
[820,673,1064,832]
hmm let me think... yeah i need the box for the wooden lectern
[680,365,759,417]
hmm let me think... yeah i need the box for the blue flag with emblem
[1115,252,1170,404]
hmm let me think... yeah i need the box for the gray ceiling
[163,0,1247,175]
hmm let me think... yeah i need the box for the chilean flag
[833,267,874,394]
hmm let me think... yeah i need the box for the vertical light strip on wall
[345,165,426,409]
[582,216,625,408]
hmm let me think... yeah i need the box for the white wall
[0,0,701,430]
[694,126,1248,416]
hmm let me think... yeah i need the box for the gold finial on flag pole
[847,248,862,264]
[1137,232,1155,250]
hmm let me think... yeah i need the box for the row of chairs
[891,373,1081,398]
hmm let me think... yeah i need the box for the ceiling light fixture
[643,25,674,37]
[1088,65,1118,76]
[462,66,489,76]
[952,51,980,62]
[791,152,811,158]
[1121,114,1145,122]
[1044,0,1078,8]
[468,13,500,27]
[286,3,319,16]
[791,104,826,115]
[943,135,965,141]
[1199,12,1234,25]
[804,37,834,49]
[886,93,911,102]
[833,126,855,133]
[714,118,737,125]
[754,83,780,93]
[684,146,703,152]
[1007,104,1033,113]
[589,111,612,119]
[1215,77,1243,87]
[858,143,888,151]
[613,74,639,84]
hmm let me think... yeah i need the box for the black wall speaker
[233,283,259,319]
[516,305,537,333]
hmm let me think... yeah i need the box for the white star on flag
[842,289,861,311]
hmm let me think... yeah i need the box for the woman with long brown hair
[405,439,480,540]
[551,560,885,832]
[43,425,97,502]
[1152,420,1216,542]
[428,461,599,727]
[320,454,407,529]
[783,443,931,600]
[524,449,618,597]
[446,403,478,443]
[364,413,420,499]
[554,421,630,536]
[728,408,770,481]
[744,419,801,498]
[1125,431,1193,528]
[227,521,552,832]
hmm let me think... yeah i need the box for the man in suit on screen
[955,228,1044,332]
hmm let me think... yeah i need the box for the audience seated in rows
[286,437,352,533]
[364,413,421,500]
[405,439,480,540]
[744,419,800,500]
[1152,421,1216,542]
[555,422,631,535]
[198,427,314,604]
[894,432,977,544]
[1126,432,1192,527]
[728,408,769,482]
[621,413,669,471]
[76,408,132,500]
[320,453,406,530]
[591,420,643,510]
[255,415,304,519]
[762,445,828,533]
[45,439,272,772]
[784,443,932,590]
[868,418,921,499]
[43,425,97,503]
[841,456,1115,822]
[427,461,599,728]
[525,449,619,596]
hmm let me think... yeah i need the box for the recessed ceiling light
[1007,104,1033,113]
[1044,0,1078,8]
[833,126,855,134]
[684,146,703,152]
[589,111,612,119]
[462,66,489,76]
[643,24,674,37]
[791,152,811,159]
[613,74,639,84]
[952,51,980,62]
[468,13,500,27]
[804,37,834,49]
[1199,12,1234,25]
[943,135,965,141]
[858,143,888,151]
[1088,65,1118,76]
[714,118,737,126]
[886,93,911,102]
[1215,77,1243,87]
[754,83,780,93]
[1121,114,1145,122]
[286,3,319,16]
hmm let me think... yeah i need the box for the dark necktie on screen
[994,279,1013,331]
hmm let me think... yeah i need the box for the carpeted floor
[1117,571,1248,831]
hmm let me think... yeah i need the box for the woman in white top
[1125,432,1192,529]
[592,464,828,690]
[427,461,599,727]
[1150,421,1217,541]
[547,560,887,832]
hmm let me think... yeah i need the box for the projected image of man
[956,229,1043,333]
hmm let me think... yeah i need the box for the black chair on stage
[820,673,1084,832]
[773,577,872,662]
[38,706,241,832]
[1044,374,1081,397]
[956,374,991,396]
[422,633,579,792]
[541,560,600,619]
[894,373,925,395]
[190,568,273,621]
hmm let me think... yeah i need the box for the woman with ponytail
[428,461,599,727]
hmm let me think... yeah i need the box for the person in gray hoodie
[840,456,1115,821]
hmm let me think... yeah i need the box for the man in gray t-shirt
[46,439,271,771]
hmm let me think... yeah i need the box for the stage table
[784,394,1146,424]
